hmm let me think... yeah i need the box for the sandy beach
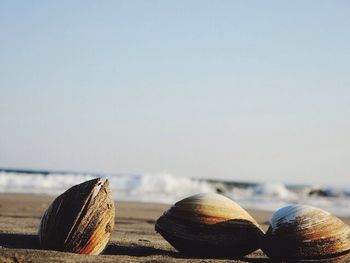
[0,193,348,262]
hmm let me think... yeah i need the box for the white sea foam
[0,172,96,195]
[0,171,349,217]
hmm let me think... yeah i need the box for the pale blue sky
[1,1,349,185]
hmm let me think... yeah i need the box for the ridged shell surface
[261,205,350,262]
[155,193,264,256]
[39,178,115,255]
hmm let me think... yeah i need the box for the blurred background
[1,1,349,215]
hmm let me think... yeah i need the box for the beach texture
[0,193,349,262]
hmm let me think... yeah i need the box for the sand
[0,193,348,262]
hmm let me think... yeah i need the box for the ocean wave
[0,170,349,217]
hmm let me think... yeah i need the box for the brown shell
[155,193,264,257]
[38,178,115,255]
[261,205,350,262]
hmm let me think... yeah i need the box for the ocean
[0,168,349,217]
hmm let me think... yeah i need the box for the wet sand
[0,193,348,262]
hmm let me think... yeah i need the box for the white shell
[262,204,350,262]
[155,193,264,256]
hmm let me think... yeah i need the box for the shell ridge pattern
[63,179,101,245]
[77,182,110,252]
[78,179,115,255]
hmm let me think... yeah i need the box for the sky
[0,1,349,185]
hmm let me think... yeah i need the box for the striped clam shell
[38,178,115,255]
[261,205,350,262]
[155,193,264,257]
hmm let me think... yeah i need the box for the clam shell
[261,205,350,262]
[155,193,264,257]
[38,178,115,255]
